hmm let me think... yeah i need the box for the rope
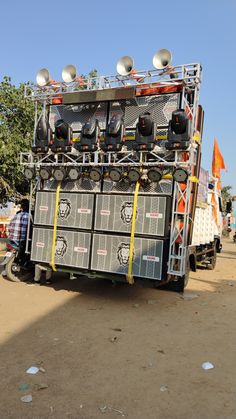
[50,182,61,272]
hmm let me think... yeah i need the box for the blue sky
[1,0,235,193]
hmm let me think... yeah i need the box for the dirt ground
[0,239,235,419]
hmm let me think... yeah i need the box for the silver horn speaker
[62,64,77,83]
[36,68,51,87]
[116,56,134,76]
[152,49,172,70]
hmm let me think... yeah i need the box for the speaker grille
[31,227,91,269]
[91,234,165,280]
[95,194,171,237]
[34,192,94,230]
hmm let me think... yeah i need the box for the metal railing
[24,63,202,102]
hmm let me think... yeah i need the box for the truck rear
[21,50,222,291]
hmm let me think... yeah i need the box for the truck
[16,49,222,291]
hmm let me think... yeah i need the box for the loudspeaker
[116,56,134,76]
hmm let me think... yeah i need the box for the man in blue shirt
[8,199,30,262]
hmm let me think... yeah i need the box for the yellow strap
[162,173,173,179]
[156,134,167,140]
[126,180,140,285]
[50,182,61,272]
[192,135,201,142]
[189,176,199,183]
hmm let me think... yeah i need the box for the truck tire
[216,238,222,253]
[5,255,21,282]
[158,256,190,293]
[169,250,190,292]
[164,272,189,293]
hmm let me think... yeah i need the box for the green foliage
[221,185,232,211]
[79,69,99,90]
[0,70,99,204]
[88,69,98,79]
[0,77,35,203]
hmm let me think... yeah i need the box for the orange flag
[212,138,225,189]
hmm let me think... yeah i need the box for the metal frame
[20,149,192,169]
[25,63,201,102]
[25,178,40,254]
[166,67,201,277]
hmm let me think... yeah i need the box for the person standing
[8,199,30,262]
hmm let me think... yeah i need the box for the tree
[0,71,99,204]
[221,185,232,212]
[79,69,99,89]
[0,77,35,203]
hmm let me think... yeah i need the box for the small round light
[109,168,122,182]
[39,167,51,180]
[53,167,67,181]
[128,168,140,183]
[147,168,162,183]
[90,168,102,182]
[24,167,35,180]
[68,167,80,181]
[173,168,188,183]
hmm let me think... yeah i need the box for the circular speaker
[128,168,140,183]
[53,167,67,181]
[173,168,188,183]
[109,168,122,182]
[24,167,35,180]
[147,168,162,183]
[68,167,80,181]
[90,168,102,182]
[39,167,51,180]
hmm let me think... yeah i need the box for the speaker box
[91,233,168,280]
[34,191,94,230]
[31,227,91,269]
[95,194,171,237]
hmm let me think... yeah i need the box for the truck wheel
[216,239,222,253]
[156,252,190,293]
[5,255,21,282]
[165,272,189,293]
[158,269,189,293]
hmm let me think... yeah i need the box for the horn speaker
[116,56,134,76]
[36,68,51,87]
[152,49,172,70]
[62,64,77,83]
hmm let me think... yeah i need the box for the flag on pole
[212,138,225,189]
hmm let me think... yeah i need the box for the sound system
[91,234,168,281]
[32,188,171,281]
[31,228,91,269]
[95,194,171,237]
[34,191,94,230]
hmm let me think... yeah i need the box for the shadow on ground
[0,240,235,419]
